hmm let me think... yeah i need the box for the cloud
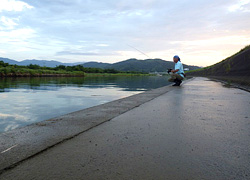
[56,51,119,56]
[96,44,109,47]
[0,16,18,29]
[0,0,33,12]
[0,28,35,41]
[228,0,250,12]
[0,0,250,66]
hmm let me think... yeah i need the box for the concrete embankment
[1,77,250,180]
[0,79,183,173]
[187,45,250,87]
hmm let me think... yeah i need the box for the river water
[0,76,171,133]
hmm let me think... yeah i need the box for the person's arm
[171,69,179,73]
[172,62,181,73]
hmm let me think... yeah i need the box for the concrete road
[1,77,250,180]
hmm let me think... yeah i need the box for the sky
[0,0,250,66]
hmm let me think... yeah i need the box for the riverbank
[0,77,249,179]
[0,72,150,77]
[0,67,85,77]
[0,60,149,77]
[0,73,85,77]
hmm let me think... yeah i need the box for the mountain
[19,60,84,67]
[0,57,200,73]
[187,45,250,85]
[83,58,200,72]
[0,57,20,65]
[83,62,111,69]
[0,57,85,67]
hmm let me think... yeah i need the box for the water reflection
[0,76,171,132]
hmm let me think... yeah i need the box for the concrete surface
[0,78,183,173]
[0,77,250,180]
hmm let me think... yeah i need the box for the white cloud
[0,49,6,54]
[171,35,250,47]
[0,0,249,66]
[0,28,35,40]
[0,28,36,54]
[0,0,33,12]
[96,44,109,47]
[0,16,18,29]
[228,0,250,12]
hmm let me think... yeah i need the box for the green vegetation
[0,61,84,77]
[186,45,250,86]
[225,63,231,74]
[0,61,148,77]
[225,80,232,87]
[187,45,250,75]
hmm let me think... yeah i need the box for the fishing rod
[127,44,151,59]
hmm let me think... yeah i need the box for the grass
[0,67,85,77]
[186,44,250,75]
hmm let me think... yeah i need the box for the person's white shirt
[175,61,184,78]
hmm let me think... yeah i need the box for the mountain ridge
[0,57,85,67]
[0,57,200,73]
[83,58,200,72]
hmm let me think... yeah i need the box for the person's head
[173,55,180,63]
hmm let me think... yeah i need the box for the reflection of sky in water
[0,76,171,133]
[0,87,139,132]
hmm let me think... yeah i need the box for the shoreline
[0,73,151,78]
[0,74,85,77]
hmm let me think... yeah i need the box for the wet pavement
[0,77,250,180]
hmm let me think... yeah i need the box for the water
[0,76,171,133]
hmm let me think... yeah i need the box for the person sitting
[168,55,185,86]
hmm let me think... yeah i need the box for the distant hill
[187,45,250,86]
[83,59,200,73]
[0,57,85,67]
[0,57,200,73]
[0,58,20,65]
[83,62,111,69]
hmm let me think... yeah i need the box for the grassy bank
[0,67,85,77]
[186,45,250,86]
[186,45,250,76]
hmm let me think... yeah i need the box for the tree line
[0,61,145,77]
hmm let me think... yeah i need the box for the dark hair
[174,55,181,61]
